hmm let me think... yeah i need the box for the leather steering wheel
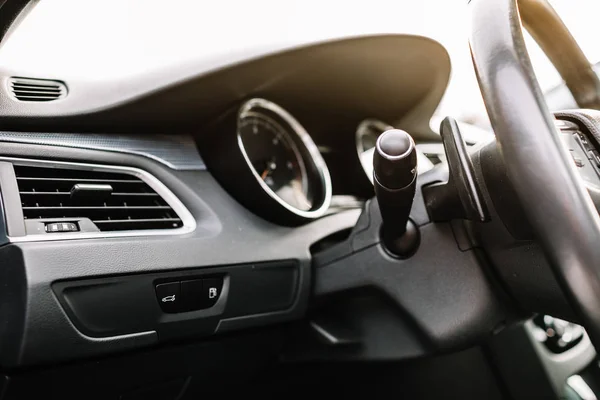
[470,0,600,347]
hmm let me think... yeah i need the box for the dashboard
[200,97,444,226]
[0,31,451,362]
[0,24,457,398]
[1,3,599,400]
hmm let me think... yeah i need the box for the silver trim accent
[525,320,596,396]
[375,129,415,161]
[0,131,205,170]
[237,98,332,220]
[4,156,196,242]
[567,375,597,400]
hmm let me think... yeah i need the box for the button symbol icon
[162,294,176,302]
[208,287,218,299]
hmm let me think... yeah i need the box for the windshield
[438,0,600,128]
[2,0,599,130]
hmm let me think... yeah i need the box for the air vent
[14,164,183,232]
[8,77,67,102]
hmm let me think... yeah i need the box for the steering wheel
[470,0,600,348]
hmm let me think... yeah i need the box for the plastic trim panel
[0,131,205,170]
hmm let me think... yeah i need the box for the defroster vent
[8,77,67,102]
[14,164,184,232]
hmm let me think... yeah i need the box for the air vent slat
[22,206,171,210]
[8,77,67,102]
[11,82,60,89]
[12,84,61,89]
[15,164,183,232]
[13,95,61,99]
[12,90,62,94]
[11,82,61,87]
[20,191,159,196]
[11,85,62,93]
[17,177,140,183]
[93,218,183,231]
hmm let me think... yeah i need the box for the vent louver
[14,165,183,232]
[8,77,67,102]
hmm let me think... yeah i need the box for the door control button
[181,279,204,311]
[155,282,181,313]
[203,278,223,308]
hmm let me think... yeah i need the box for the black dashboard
[2,2,600,399]
[0,19,458,398]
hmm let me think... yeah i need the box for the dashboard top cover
[0,32,450,139]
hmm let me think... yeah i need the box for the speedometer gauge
[236,98,332,223]
[238,112,311,211]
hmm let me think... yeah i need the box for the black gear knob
[373,129,419,257]
[374,129,417,189]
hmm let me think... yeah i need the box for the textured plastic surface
[313,178,512,353]
[315,219,509,351]
[0,131,204,170]
[470,0,600,350]
[0,142,360,366]
[53,261,297,338]
[0,329,284,400]
[0,36,449,145]
[423,117,490,222]
[473,139,575,321]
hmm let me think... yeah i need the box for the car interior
[1,0,600,399]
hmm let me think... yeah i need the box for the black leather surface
[555,110,600,144]
[470,0,600,346]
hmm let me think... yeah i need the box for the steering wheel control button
[203,278,223,308]
[155,282,181,313]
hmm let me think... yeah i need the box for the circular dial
[238,114,312,211]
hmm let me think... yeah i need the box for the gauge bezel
[237,98,332,220]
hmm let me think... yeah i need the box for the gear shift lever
[373,129,419,257]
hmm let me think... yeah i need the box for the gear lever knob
[373,129,419,256]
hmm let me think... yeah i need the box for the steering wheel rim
[469,0,600,345]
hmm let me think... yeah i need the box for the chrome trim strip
[567,375,597,400]
[237,98,332,220]
[0,131,205,170]
[3,156,196,242]
[375,129,415,161]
